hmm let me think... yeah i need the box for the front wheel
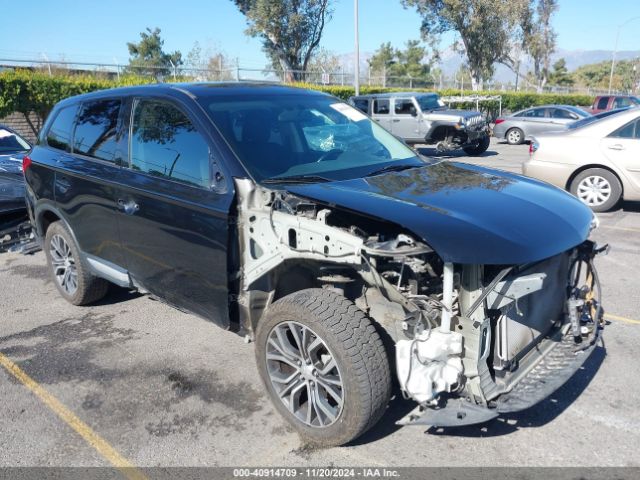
[255,288,391,446]
[463,135,491,155]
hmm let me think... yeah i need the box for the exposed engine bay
[233,178,606,426]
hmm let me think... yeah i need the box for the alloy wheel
[49,234,78,295]
[576,175,611,207]
[507,129,521,144]
[265,321,344,428]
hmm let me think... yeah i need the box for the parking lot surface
[1,139,640,468]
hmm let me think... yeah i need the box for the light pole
[608,16,640,94]
[354,0,360,96]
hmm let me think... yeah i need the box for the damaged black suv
[24,83,605,446]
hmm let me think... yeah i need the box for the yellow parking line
[605,313,640,325]
[599,225,640,233]
[0,352,147,480]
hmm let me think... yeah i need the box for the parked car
[590,95,640,114]
[348,92,490,155]
[0,125,33,252]
[25,84,605,446]
[524,107,640,212]
[493,105,591,145]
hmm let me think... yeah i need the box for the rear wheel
[255,288,391,446]
[506,127,524,145]
[44,221,109,305]
[569,168,622,212]
[463,135,491,155]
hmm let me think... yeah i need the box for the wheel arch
[565,164,625,198]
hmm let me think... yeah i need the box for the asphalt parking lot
[1,138,640,469]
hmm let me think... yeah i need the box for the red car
[591,95,640,113]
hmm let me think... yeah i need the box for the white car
[523,107,640,211]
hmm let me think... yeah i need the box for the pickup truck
[590,95,640,114]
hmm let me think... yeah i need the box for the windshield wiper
[261,174,333,185]
[365,163,421,177]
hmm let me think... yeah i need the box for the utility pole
[609,16,640,94]
[354,0,360,95]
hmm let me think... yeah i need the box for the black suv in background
[24,83,605,446]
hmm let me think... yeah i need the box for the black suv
[25,83,605,446]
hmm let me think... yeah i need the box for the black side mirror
[409,106,417,117]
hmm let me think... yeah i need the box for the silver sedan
[493,105,591,145]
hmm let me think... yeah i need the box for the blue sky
[1,0,638,67]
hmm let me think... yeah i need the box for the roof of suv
[54,82,329,108]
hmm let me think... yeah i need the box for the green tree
[126,27,183,77]
[368,40,435,86]
[402,0,530,90]
[548,58,574,86]
[232,0,333,81]
[523,0,558,92]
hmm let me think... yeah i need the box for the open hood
[285,162,593,265]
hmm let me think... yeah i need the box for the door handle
[117,199,140,215]
[392,119,401,122]
[608,144,625,151]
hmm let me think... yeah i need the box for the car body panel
[493,105,590,141]
[285,161,593,265]
[523,108,640,201]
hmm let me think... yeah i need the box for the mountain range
[339,48,640,83]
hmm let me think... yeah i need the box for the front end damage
[232,178,606,428]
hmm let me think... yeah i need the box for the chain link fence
[0,57,624,96]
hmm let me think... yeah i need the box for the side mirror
[410,106,417,117]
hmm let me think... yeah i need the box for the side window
[373,99,390,115]
[550,108,575,119]
[394,99,416,115]
[46,105,78,152]
[73,99,121,162]
[520,109,544,118]
[352,98,369,113]
[597,97,609,110]
[609,118,640,139]
[613,97,632,109]
[130,100,210,188]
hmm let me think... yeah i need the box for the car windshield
[416,95,444,111]
[0,128,30,154]
[203,94,422,183]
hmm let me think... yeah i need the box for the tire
[506,127,524,145]
[463,135,491,156]
[255,288,391,447]
[44,221,109,305]
[569,168,622,212]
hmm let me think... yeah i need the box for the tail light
[22,155,32,173]
[494,118,505,125]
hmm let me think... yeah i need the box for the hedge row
[1,69,595,136]
[291,82,594,119]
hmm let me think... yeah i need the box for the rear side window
[46,105,78,152]
[373,99,390,115]
[521,108,546,118]
[73,99,122,162]
[597,97,609,110]
[130,99,210,188]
